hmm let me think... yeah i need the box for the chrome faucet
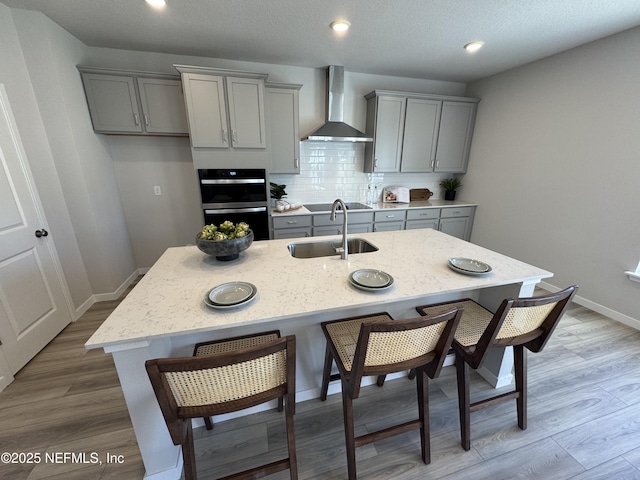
[330,199,348,260]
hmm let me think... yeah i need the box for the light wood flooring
[3,283,640,479]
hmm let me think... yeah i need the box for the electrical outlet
[154,186,162,196]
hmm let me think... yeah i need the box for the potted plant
[439,177,462,201]
[270,182,288,209]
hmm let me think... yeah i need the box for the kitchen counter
[87,228,551,479]
[270,199,477,216]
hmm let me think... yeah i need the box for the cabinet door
[374,222,404,232]
[136,78,189,135]
[226,77,267,148]
[372,96,405,172]
[81,74,142,133]
[400,99,441,172]
[182,73,229,148]
[267,86,300,173]
[439,216,471,240]
[273,227,311,239]
[406,219,439,230]
[434,101,476,173]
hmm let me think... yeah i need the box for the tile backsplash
[269,141,454,204]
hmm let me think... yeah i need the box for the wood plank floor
[2,283,640,479]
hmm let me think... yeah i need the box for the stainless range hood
[303,66,373,142]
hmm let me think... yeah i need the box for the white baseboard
[71,269,145,322]
[540,281,640,331]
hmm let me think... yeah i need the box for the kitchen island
[86,228,552,480]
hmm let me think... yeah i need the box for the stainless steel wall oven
[198,169,269,240]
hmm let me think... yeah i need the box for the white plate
[448,258,492,273]
[207,282,256,306]
[348,275,394,292]
[350,269,393,288]
[204,292,258,309]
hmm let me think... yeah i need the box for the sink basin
[288,238,378,259]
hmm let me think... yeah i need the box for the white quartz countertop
[86,228,551,349]
[271,199,477,216]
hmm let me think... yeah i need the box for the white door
[0,84,72,380]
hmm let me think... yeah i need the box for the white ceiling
[3,0,640,83]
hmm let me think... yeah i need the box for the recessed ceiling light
[330,20,351,32]
[464,41,484,53]
[145,0,166,10]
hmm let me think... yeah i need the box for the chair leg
[408,368,416,380]
[278,395,284,412]
[320,342,334,401]
[182,421,198,480]
[455,354,471,451]
[285,393,298,480]
[376,374,386,386]
[416,368,431,464]
[203,416,213,430]
[514,345,527,430]
[341,379,357,480]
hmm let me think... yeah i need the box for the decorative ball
[196,230,254,261]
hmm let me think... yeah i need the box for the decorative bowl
[196,230,254,261]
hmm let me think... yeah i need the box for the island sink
[288,238,378,259]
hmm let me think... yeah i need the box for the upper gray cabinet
[176,66,267,149]
[364,91,479,173]
[266,83,302,174]
[78,67,188,136]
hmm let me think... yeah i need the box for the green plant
[270,182,287,200]
[439,177,463,191]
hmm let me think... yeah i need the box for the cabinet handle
[286,221,298,225]
[386,214,395,218]
[436,160,440,168]
[133,113,140,126]
[294,158,299,168]
[374,159,378,169]
[144,114,149,126]
[222,130,228,143]
[232,130,238,144]
[430,160,435,169]
[420,213,429,216]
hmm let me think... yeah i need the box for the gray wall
[465,26,640,325]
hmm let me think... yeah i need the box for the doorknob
[35,229,48,238]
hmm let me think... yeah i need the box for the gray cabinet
[177,66,267,149]
[373,210,406,232]
[266,83,302,174]
[364,95,405,172]
[405,208,440,230]
[272,215,312,239]
[434,102,477,173]
[364,90,479,173]
[78,68,188,135]
[313,211,374,236]
[438,207,474,240]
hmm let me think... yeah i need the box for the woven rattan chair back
[193,331,283,430]
[146,335,297,480]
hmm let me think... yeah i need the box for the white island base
[87,229,551,479]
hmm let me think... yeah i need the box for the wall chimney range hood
[303,66,373,142]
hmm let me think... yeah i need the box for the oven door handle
[204,207,267,214]
[200,179,265,185]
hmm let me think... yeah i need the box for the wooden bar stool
[416,285,578,451]
[146,335,298,480]
[193,330,282,430]
[320,309,462,480]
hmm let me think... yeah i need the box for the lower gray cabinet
[373,210,406,232]
[438,207,474,241]
[272,215,311,239]
[271,206,474,240]
[313,212,374,236]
